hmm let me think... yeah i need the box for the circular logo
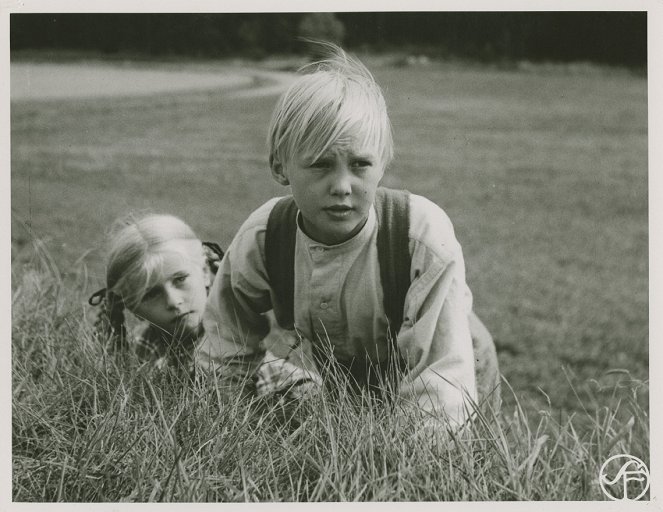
[599,454,650,501]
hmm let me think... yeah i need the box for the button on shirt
[295,209,391,363]
[198,193,478,425]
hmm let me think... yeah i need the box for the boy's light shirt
[198,193,478,425]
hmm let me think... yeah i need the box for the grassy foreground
[12,246,649,502]
[11,56,649,501]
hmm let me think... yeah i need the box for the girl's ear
[270,155,290,186]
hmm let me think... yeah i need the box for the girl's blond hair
[268,42,393,169]
[94,213,204,349]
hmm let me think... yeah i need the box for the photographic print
[6,2,655,506]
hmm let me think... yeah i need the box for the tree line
[10,12,646,67]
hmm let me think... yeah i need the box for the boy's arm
[396,195,478,428]
[196,200,278,382]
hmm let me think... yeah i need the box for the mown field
[10,56,649,502]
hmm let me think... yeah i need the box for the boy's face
[131,243,210,337]
[273,137,385,245]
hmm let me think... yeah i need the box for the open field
[10,57,649,501]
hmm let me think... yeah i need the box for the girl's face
[131,243,210,337]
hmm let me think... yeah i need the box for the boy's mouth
[324,205,354,218]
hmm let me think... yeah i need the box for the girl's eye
[141,287,161,302]
[173,274,188,285]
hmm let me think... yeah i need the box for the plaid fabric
[255,349,323,398]
[133,324,198,374]
[133,325,167,361]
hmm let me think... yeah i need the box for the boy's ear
[270,155,290,186]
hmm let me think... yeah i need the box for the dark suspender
[263,189,501,406]
[374,188,411,335]
[264,195,300,330]
[265,187,411,336]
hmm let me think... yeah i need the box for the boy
[198,45,493,426]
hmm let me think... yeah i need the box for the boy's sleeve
[195,199,278,382]
[396,195,478,428]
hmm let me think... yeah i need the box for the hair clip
[88,288,107,306]
[202,241,225,260]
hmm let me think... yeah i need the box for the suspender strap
[264,196,299,330]
[374,188,411,335]
[263,190,501,406]
[264,188,411,336]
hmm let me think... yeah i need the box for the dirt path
[10,62,295,101]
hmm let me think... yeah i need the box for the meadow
[10,55,649,501]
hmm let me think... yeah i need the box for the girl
[88,213,219,372]
[89,213,321,395]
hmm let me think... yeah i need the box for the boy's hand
[255,376,321,432]
[283,378,322,400]
[255,351,323,397]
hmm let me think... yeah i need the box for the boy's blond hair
[268,42,393,169]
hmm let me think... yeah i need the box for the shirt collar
[297,207,377,254]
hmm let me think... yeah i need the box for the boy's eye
[352,159,372,169]
[309,159,331,169]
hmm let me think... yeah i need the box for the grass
[12,250,649,501]
[11,55,649,501]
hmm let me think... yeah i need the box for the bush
[297,13,345,46]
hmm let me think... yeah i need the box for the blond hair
[95,213,204,349]
[268,42,393,169]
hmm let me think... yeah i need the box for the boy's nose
[329,164,352,196]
